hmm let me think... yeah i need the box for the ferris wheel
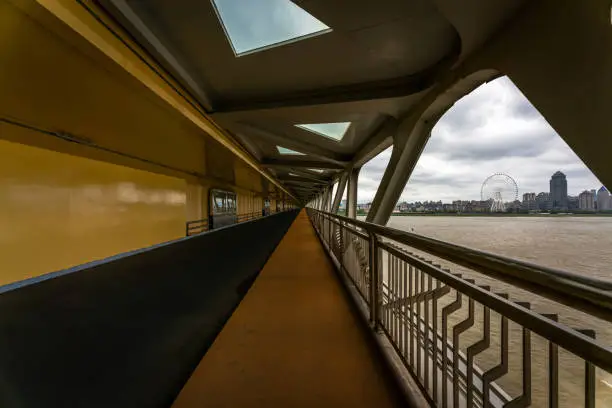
[481,173,519,212]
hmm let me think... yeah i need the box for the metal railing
[185,210,283,236]
[307,208,612,408]
[185,218,209,236]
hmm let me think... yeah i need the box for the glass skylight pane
[277,146,305,155]
[308,168,325,173]
[212,0,331,56]
[295,122,351,141]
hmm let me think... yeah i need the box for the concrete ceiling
[99,0,525,202]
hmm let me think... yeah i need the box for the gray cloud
[358,77,604,203]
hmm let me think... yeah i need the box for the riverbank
[356,212,612,217]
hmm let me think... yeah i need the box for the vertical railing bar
[425,273,432,394]
[580,329,596,408]
[388,251,393,332]
[524,326,532,407]
[540,313,559,408]
[409,264,414,369]
[398,258,404,358]
[394,254,399,344]
[549,339,559,408]
[386,250,391,332]
[453,295,474,408]
[482,292,509,408]
[340,221,344,274]
[378,245,383,330]
[505,302,532,408]
[390,254,395,342]
[417,266,422,381]
[369,232,379,328]
[432,278,440,405]
[366,236,371,304]
[328,215,331,249]
[360,236,364,298]
[403,261,408,360]
[361,236,365,299]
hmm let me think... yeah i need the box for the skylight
[295,122,351,141]
[211,0,331,56]
[308,168,325,173]
[277,146,305,155]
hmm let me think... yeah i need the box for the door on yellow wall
[210,189,237,229]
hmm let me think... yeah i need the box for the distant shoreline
[382,212,612,217]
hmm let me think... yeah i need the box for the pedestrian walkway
[172,210,404,407]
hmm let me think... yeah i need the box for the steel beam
[261,159,345,170]
[229,123,351,164]
[279,176,327,185]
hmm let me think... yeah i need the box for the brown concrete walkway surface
[172,210,405,407]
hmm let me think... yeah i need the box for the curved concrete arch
[366,68,500,224]
[367,0,612,224]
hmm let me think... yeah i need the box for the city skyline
[355,170,606,205]
[346,170,609,213]
[355,77,603,203]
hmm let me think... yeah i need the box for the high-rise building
[597,186,611,211]
[522,192,537,210]
[579,190,595,210]
[536,192,551,211]
[549,171,568,210]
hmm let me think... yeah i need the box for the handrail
[315,209,612,323]
[307,208,612,407]
[185,209,288,236]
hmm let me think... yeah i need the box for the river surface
[377,216,612,406]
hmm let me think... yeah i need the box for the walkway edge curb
[310,219,431,408]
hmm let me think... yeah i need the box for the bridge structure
[1,0,611,407]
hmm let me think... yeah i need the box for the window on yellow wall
[214,196,224,211]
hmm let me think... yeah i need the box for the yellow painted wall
[236,191,263,215]
[236,192,248,215]
[186,183,209,222]
[0,140,186,285]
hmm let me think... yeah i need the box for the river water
[382,215,612,407]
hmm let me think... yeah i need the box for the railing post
[339,221,344,272]
[368,231,380,329]
[328,214,332,249]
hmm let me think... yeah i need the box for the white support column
[366,121,433,225]
[346,167,360,218]
[365,145,403,223]
[331,172,348,214]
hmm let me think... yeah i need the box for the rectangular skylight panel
[212,0,331,56]
[277,146,305,155]
[295,122,351,141]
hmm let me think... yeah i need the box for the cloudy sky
[357,77,604,203]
